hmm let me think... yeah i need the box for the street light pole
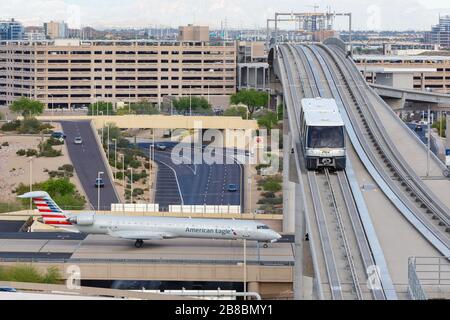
[189,85,192,116]
[97,171,104,211]
[29,157,33,211]
[120,153,126,203]
[243,239,247,300]
[112,138,117,180]
[130,168,134,204]
[427,105,431,177]
[107,124,110,161]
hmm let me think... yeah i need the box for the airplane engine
[69,213,95,226]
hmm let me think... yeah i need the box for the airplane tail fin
[17,191,72,226]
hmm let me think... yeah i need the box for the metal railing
[0,257,294,267]
[408,256,450,300]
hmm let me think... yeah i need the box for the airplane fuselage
[68,213,281,242]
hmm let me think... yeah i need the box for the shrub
[1,120,21,131]
[39,140,62,157]
[58,164,74,173]
[16,149,26,156]
[132,188,144,197]
[0,265,61,284]
[18,118,42,134]
[46,137,64,146]
[257,197,283,205]
[14,178,86,210]
[262,180,282,193]
[1,141,9,147]
[261,191,276,198]
[25,149,38,157]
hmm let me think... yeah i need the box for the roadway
[0,235,294,264]
[60,121,119,210]
[136,143,242,211]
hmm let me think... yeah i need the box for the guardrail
[408,256,450,300]
[0,257,294,267]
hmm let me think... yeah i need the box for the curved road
[137,143,242,211]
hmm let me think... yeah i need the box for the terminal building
[0,26,236,109]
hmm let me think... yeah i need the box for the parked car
[95,178,105,188]
[0,287,17,292]
[227,184,238,192]
[73,136,83,145]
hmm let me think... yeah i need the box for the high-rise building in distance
[44,21,69,39]
[425,15,450,48]
[0,19,24,41]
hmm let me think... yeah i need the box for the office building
[425,15,450,49]
[44,21,69,39]
[0,19,24,40]
[178,25,209,42]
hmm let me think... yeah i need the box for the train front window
[307,126,344,148]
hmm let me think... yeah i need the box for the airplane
[18,191,282,248]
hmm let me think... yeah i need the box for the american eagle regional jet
[19,191,282,248]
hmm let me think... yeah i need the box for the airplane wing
[107,230,173,240]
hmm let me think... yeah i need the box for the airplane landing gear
[263,243,269,249]
[135,239,144,248]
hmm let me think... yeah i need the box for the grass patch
[0,265,61,284]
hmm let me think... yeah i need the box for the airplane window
[257,225,269,230]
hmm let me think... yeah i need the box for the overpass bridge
[271,38,450,300]
[0,236,293,299]
[369,83,450,111]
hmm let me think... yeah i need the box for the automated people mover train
[300,98,346,170]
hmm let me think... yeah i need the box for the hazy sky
[1,0,450,30]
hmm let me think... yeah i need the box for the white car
[74,137,83,145]
[156,143,166,151]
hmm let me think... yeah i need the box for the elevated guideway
[273,39,450,300]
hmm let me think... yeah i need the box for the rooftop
[353,54,450,62]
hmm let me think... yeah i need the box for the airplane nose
[277,233,282,240]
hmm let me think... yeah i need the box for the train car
[300,98,346,170]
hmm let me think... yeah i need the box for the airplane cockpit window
[257,225,269,230]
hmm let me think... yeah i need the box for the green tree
[173,96,211,113]
[14,178,86,210]
[277,104,284,121]
[256,111,279,132]
[432,118,446,138]
[223,106,249,119]
[88,101,115,116]
[9,97,44,118]
[230,89,269,117]
[116,101,160,115]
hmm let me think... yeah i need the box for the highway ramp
[60,121,119,210]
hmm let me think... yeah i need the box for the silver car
[74,136,83,145]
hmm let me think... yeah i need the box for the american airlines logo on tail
[18,191,72,226]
